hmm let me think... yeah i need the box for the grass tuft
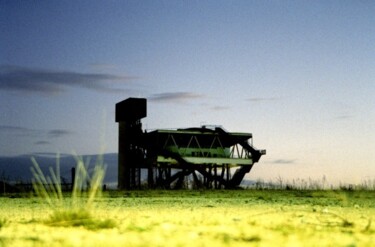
[45,209,116,230]
[30,153,116,230]
[0,218,8,229]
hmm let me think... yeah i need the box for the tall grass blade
[87,162,106,208]
[49,166,63,202]
[46,176,58,201]
[31,152,113,229]
[30,159,52,206]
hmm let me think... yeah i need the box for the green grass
[29,153,116,230]
[45,208,116,230]
[0,190,374,246]
[0,218,7,229]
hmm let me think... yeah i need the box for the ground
[0,190,374,246]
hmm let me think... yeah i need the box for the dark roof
[145,126,252,148]
[115,98,147,122]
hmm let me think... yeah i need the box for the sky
[1,0,374,186]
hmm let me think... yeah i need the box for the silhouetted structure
[116,98,265,190]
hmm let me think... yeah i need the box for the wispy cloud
[0,125,31,132]
[0,125,39,136]
[48,129,73,138]
[270,159,296,164]
[34,141,50,145]
[0,125,72,139]
[88,63,118,71]
[148,92,204,103]
[211,106,230,111]
[335,115,353,120]
[0,65,136,94]
[246,97,279,103]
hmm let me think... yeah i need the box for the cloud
[335,115,353,120]
[246,97,279,103]
[0,125,40,136]
[148,92,204,103]
[0,125,31,133]
[0,125,72,139]
[0,65,136,94]
[211,106,230,111]
[48,129,73,138]
[89,63,118,70]
[34,141,50,145]
[270,159,296,164]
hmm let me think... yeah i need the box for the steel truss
[144,127,263,189]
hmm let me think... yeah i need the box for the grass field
[0,189,374,246]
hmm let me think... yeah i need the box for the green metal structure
[116,98,265,189]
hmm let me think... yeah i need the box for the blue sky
[1,0,374,185]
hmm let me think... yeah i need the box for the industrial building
[116,98,265,189]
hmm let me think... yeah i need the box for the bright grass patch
[0,190,374,246]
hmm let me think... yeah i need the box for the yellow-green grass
[0,190,374,246]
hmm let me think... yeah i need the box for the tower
[115,98,146,189]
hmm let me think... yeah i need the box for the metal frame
[116,98,265,190]
[144,127,264,189]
